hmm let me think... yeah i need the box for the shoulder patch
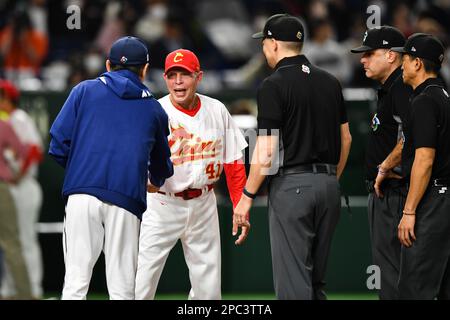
[301,64,310,74]
[371,113,380,131]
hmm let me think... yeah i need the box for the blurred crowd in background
[0,0,450,95]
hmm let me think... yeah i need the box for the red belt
[157,184,214,200]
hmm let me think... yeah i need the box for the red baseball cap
[165,49,200,74]
[0,79,20,103]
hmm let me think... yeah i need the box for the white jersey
[158,93,247,193]
[10,109,43,148]
[9,109,43,178]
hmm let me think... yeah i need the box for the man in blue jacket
[49,36,173,300]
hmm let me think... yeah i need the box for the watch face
[371,113,380,132]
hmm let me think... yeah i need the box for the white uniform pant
[62,194,140,300]
[135,191,221,300]
[1,176,43,298]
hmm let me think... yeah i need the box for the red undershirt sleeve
[21,144,43,174]
[223,159,247,210]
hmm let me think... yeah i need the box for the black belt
[365,178,407,193]
[365,178,448,193]
[276,163,337,176]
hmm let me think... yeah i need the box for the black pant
[268,172,340,300]
[398,186,450,299]
[367,185,406,299]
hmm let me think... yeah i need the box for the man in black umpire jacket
[392,33,450,299]
[233,14,352,300]
[351,26,412,299]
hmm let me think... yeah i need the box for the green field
[44,292,378,300]
[153,293,378,300]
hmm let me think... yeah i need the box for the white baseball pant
[62,194,140,300]
[135,191,221,300]
[1,176,43,298]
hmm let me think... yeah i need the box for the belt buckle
[313,163,331,175]
[320,164,329,174]
[182,190,191,200]
[182,189,203,200]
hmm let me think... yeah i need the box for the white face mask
[84,54,103,74]
[151,3,168,20]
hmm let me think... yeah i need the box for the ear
[140,63,149,80]
[272,38,279,52]
[387,50,399,64]
[106,59,111,72]
[414,57,422,71]
[196,70,204,82]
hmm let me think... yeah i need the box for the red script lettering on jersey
[169,123,222,165]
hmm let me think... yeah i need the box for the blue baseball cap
[108,36,149,66]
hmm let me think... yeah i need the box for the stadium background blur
[1,0,449,299]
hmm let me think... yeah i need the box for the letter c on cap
[174,52,184,63]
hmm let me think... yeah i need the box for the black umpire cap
[109,36,149,66]
[391,33,445,65]
[351,26,405,53]
[252,14,304,42]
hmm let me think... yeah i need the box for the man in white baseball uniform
[0,80,44,299]
[135,49,249,300]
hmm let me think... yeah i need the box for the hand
[232,195,252,245]
[232,220,250,246]
[398,214,416,247]
[374,167,402,198]
[10,175,22,185]
[147,183,160,193]
[10,168,25,185]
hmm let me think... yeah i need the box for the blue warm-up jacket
[49,69,173,219]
